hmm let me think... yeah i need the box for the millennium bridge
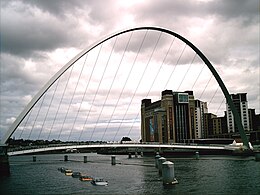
[7,142,241,156]
[1,26,256,176]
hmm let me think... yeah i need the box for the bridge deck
[7,143,237,156]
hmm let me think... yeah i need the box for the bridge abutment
[0,145,10,177]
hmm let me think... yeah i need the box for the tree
[120,137,132,143]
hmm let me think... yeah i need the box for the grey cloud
[1,0,123,59]
[208,0,258,24]
[1,0,92,58]
[1,53,49,92]
[0,0,259,141]
[132,0,258,24]
[23,0,120,30]
[129,0,259,65]
[24,0,84,17]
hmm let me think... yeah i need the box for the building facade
[212,115,227,135]
[141,90,207,143]
[141,90,260,144]
[194,100,208,138]
[204,113,217,137]
[226,93,250,133]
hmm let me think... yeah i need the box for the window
[178,94,189,103]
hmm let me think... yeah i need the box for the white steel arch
[1,26,250,149]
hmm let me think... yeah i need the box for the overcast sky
[0,0,259,142]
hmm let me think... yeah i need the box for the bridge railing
[7,141,232,153]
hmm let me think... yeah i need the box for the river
[1,153,260,195]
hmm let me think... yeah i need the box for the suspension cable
[78,45,103,141]
[94,32,134,142]
[164,44,187,89]
[64,53,88,141]
[47,77,61,140]
[199,74,213,99]
[18,108,32,139]
[177,53,197,91]
[215,97,225,116]
[28,93,46,139]
[53,65,74,140]
[101,30,148,141]
[65,54,88,141]
[127,36,176,137]
[113,31,162,141]
[207,86,219,107]
[37,80,59,140]
[86,37,118,140]
[191,63,206,90]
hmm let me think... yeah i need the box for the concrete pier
[195,151,199,160]
[162,161,178,186]
[84,156,87,163]
[33,155,36,162]
[158,157,166,175]
[64,155,68,161]
[0,145,10,177]
[155,154,161,168]
[128,153,132,159]
[111,155,116,165]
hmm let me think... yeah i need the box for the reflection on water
[1,153,260,195]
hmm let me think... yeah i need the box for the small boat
[58,167,66,173]
[80,175,93,181]
[91,178,108,186]
[72,172,82,178]
[64,169,73,176]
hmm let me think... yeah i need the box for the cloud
[129,0,259,65]
[1,0,95,58]
[0,0,259,142]
[6,117,16,125]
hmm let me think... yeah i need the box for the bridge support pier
[155,153,161,168]
[195,151,199,160]
[0,145,10,177]
[158,157,166,175]
[111,155,116,165]
[84,156,87,163]
[162,161,178,186]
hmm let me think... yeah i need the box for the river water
[1,153,260,195]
